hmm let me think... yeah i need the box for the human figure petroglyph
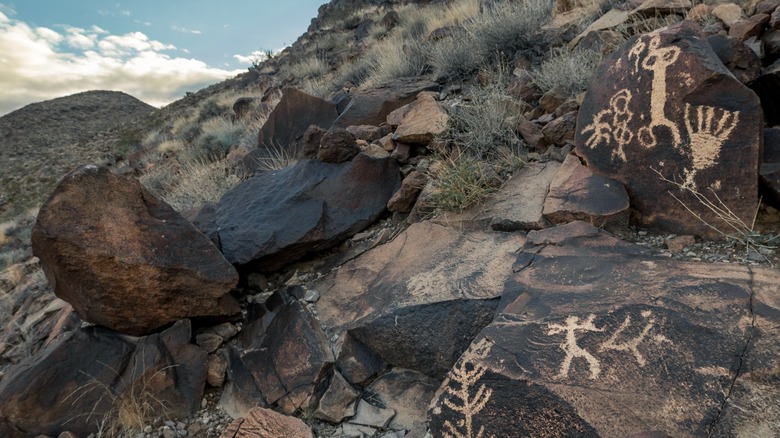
[631,34,682,150]
[547,314,604,380]
[581,89,634,161]
[682,103,740,189]
[599,310,671,367]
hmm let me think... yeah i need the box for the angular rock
[569,9,630,49]
[542,154,630,229]
[216,153,400,271]
[314,221,522,333]
[333,78,440,128]
[220,407,313,438]
[314,370,360,423]
[31,165,240,336]
[630,0,691,17]
[575,22,761,237]
[302,124,326,159]
[346,124,389,142]
[367,369,440,430]
[351,399,395,428]
[256,87,338,151]
[429,229,780,437]
[728,13,770,40]
[349,297,499,379]
[541,112,577,145]
[387,170,428,213]
[706,34,762,84]
[0,320,206,438]
[318,129,360,163]
[239,300,333,414]
[393,92,449,145]
[712,3,745,27]
[207,353,228,387]
[335,333,388,386]
[233,97,258,120]
[219,346,268,419]
[435,161,561,231]
[539,86,568,114]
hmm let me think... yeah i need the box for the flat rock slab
[220,407,313,438]
[434,161,561,232]
[314,221,523,332]
[31,165,240,336]
[575,21,761,237]
[542,154,629,228]
[429,224,780,437]
[216,153,400,271]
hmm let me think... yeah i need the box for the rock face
[31,165,241,336]
[332,78,440,128]
[429,223,780,437]
[392,92,449,145]
[575,21,762,237]
[229,291,334,415]
[542,154,630,228]
[220,407,313,438]
[215,153,400,271]
[314,221,522,333]
[245,88,339,172]
[0,320,206,438]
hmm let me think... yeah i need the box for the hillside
[0,90,156,218]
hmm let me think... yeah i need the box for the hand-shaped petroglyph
[681,103,740,189]
[547,314,604,380]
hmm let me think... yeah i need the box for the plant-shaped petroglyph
[582,89,635,161]
[681,103,740,189]
[631,34,683,150]
[598,310,672,366]
[547,314,605,380]
[436,338,494,438]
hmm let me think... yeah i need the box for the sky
[0,0,324,115]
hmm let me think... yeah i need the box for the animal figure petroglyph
[599,310,671,366]
[581,89,634,161]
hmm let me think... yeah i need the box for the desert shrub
[532,47,602,95]
[189,117,245,162]
[156,139,185,154]
[138,164,177,197]
[431,155,502,212]
[252,144,300,172]
[430,31,483,79]
[161,160,243,212]
[445,73,527,161]
[284,55,331,80]
[197,100,230,123]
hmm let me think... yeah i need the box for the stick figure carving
[547,314,604,380]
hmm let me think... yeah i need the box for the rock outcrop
[575,22,762,237]
[31,165,241,336]
[215,153,400,271]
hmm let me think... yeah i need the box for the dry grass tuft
[160,160,243,212]
[532,47,603,95]
[284,55,331,80]
[431,153,502,212]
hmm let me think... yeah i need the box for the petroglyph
[599,310,671,366]
[583,32,742,190]
[682,103,740,189]
[632,34,682,149]
[582,89,635,161]
[547,314,605,380]
[435,338,494,438]
[547,311,672,379]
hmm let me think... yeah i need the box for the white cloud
[172,25,202,35]
[0,16,242,115]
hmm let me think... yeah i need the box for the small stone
[665,235,696,254]
[195,333,223,353]
[162,426,176,438]
[638,231,648,236]
[304,289,320,303]
[144,425,154,433]
[201,398,208,409]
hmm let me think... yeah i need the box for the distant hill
[0,90,155,218]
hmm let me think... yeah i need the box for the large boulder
[245,88,339,173]
[215,153,400,271]
[575,21,762,237]
[429,223,780,437]
[31,165,240,336]
[0,320,206,438]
